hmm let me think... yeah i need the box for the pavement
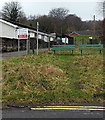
[1,48,48,59]
[1,104,105,119]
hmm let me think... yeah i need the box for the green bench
[51,45,76,55]
[78,44,103,55]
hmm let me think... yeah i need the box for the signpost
[37,22,39,55]
[17,28,28,55]
[17,28,28,39]
[18,39,20,55]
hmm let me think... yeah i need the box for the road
[1,48,48,59]
[2,104,105,119]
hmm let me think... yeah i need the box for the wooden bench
[51,45,76,55]
[78,44,103,55]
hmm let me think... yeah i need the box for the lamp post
[37,22,39,55]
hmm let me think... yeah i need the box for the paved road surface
[1,48,48,59]
[2,104,105,119]
[2,108,104,119]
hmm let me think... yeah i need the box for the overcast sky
[0,0,103,21]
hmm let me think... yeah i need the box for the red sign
[18,34,28,38]
[17,28,28,39]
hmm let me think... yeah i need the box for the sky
[0,0,104,21]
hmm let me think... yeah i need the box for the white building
[0,12,3,19]
[0,19,55,52]
[0,19,18,39]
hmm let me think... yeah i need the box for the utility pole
[37,22,39,55]
[103,1,105,19]
[93,15,96,35]
[103,1,105,46]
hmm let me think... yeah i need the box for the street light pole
[37,22,39,55]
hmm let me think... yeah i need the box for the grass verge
[2,50,104,104]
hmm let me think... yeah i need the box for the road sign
[17,28,28,39]
[30,32,35,38]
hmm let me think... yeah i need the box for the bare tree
[2,1,26,22]
[48,8,69,20]
[97,1,105,44]
[103,1,105,18]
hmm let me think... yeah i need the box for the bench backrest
[51,45,76,50]
[51,44,103,51]
[52,45,76,47]
[78,44,103,49]
[52,45,76,46]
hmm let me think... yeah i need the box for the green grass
[2,50,104,104]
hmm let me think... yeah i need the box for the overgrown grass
[2,50,104,104]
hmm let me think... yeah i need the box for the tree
[2,1,26,22]
[47,8,70,34]
[27,15,37,27]
[36,15,54,33]
[103,1,105,18]
[64,14,82,32]
[98,1,105,44]
[48,8,69,20]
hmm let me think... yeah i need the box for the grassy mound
[2,51,104,104]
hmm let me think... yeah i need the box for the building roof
[75,30,102,36]
[0,19,18,28]
[70,32,79,36]
[1,19,53,37]
[56,33,73,38]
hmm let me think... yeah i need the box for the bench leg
[81,50,82,55]
[100,50,102,54]
[54,50,55,54]
[71,50,73,55]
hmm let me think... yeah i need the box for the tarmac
[2,103,105,119]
